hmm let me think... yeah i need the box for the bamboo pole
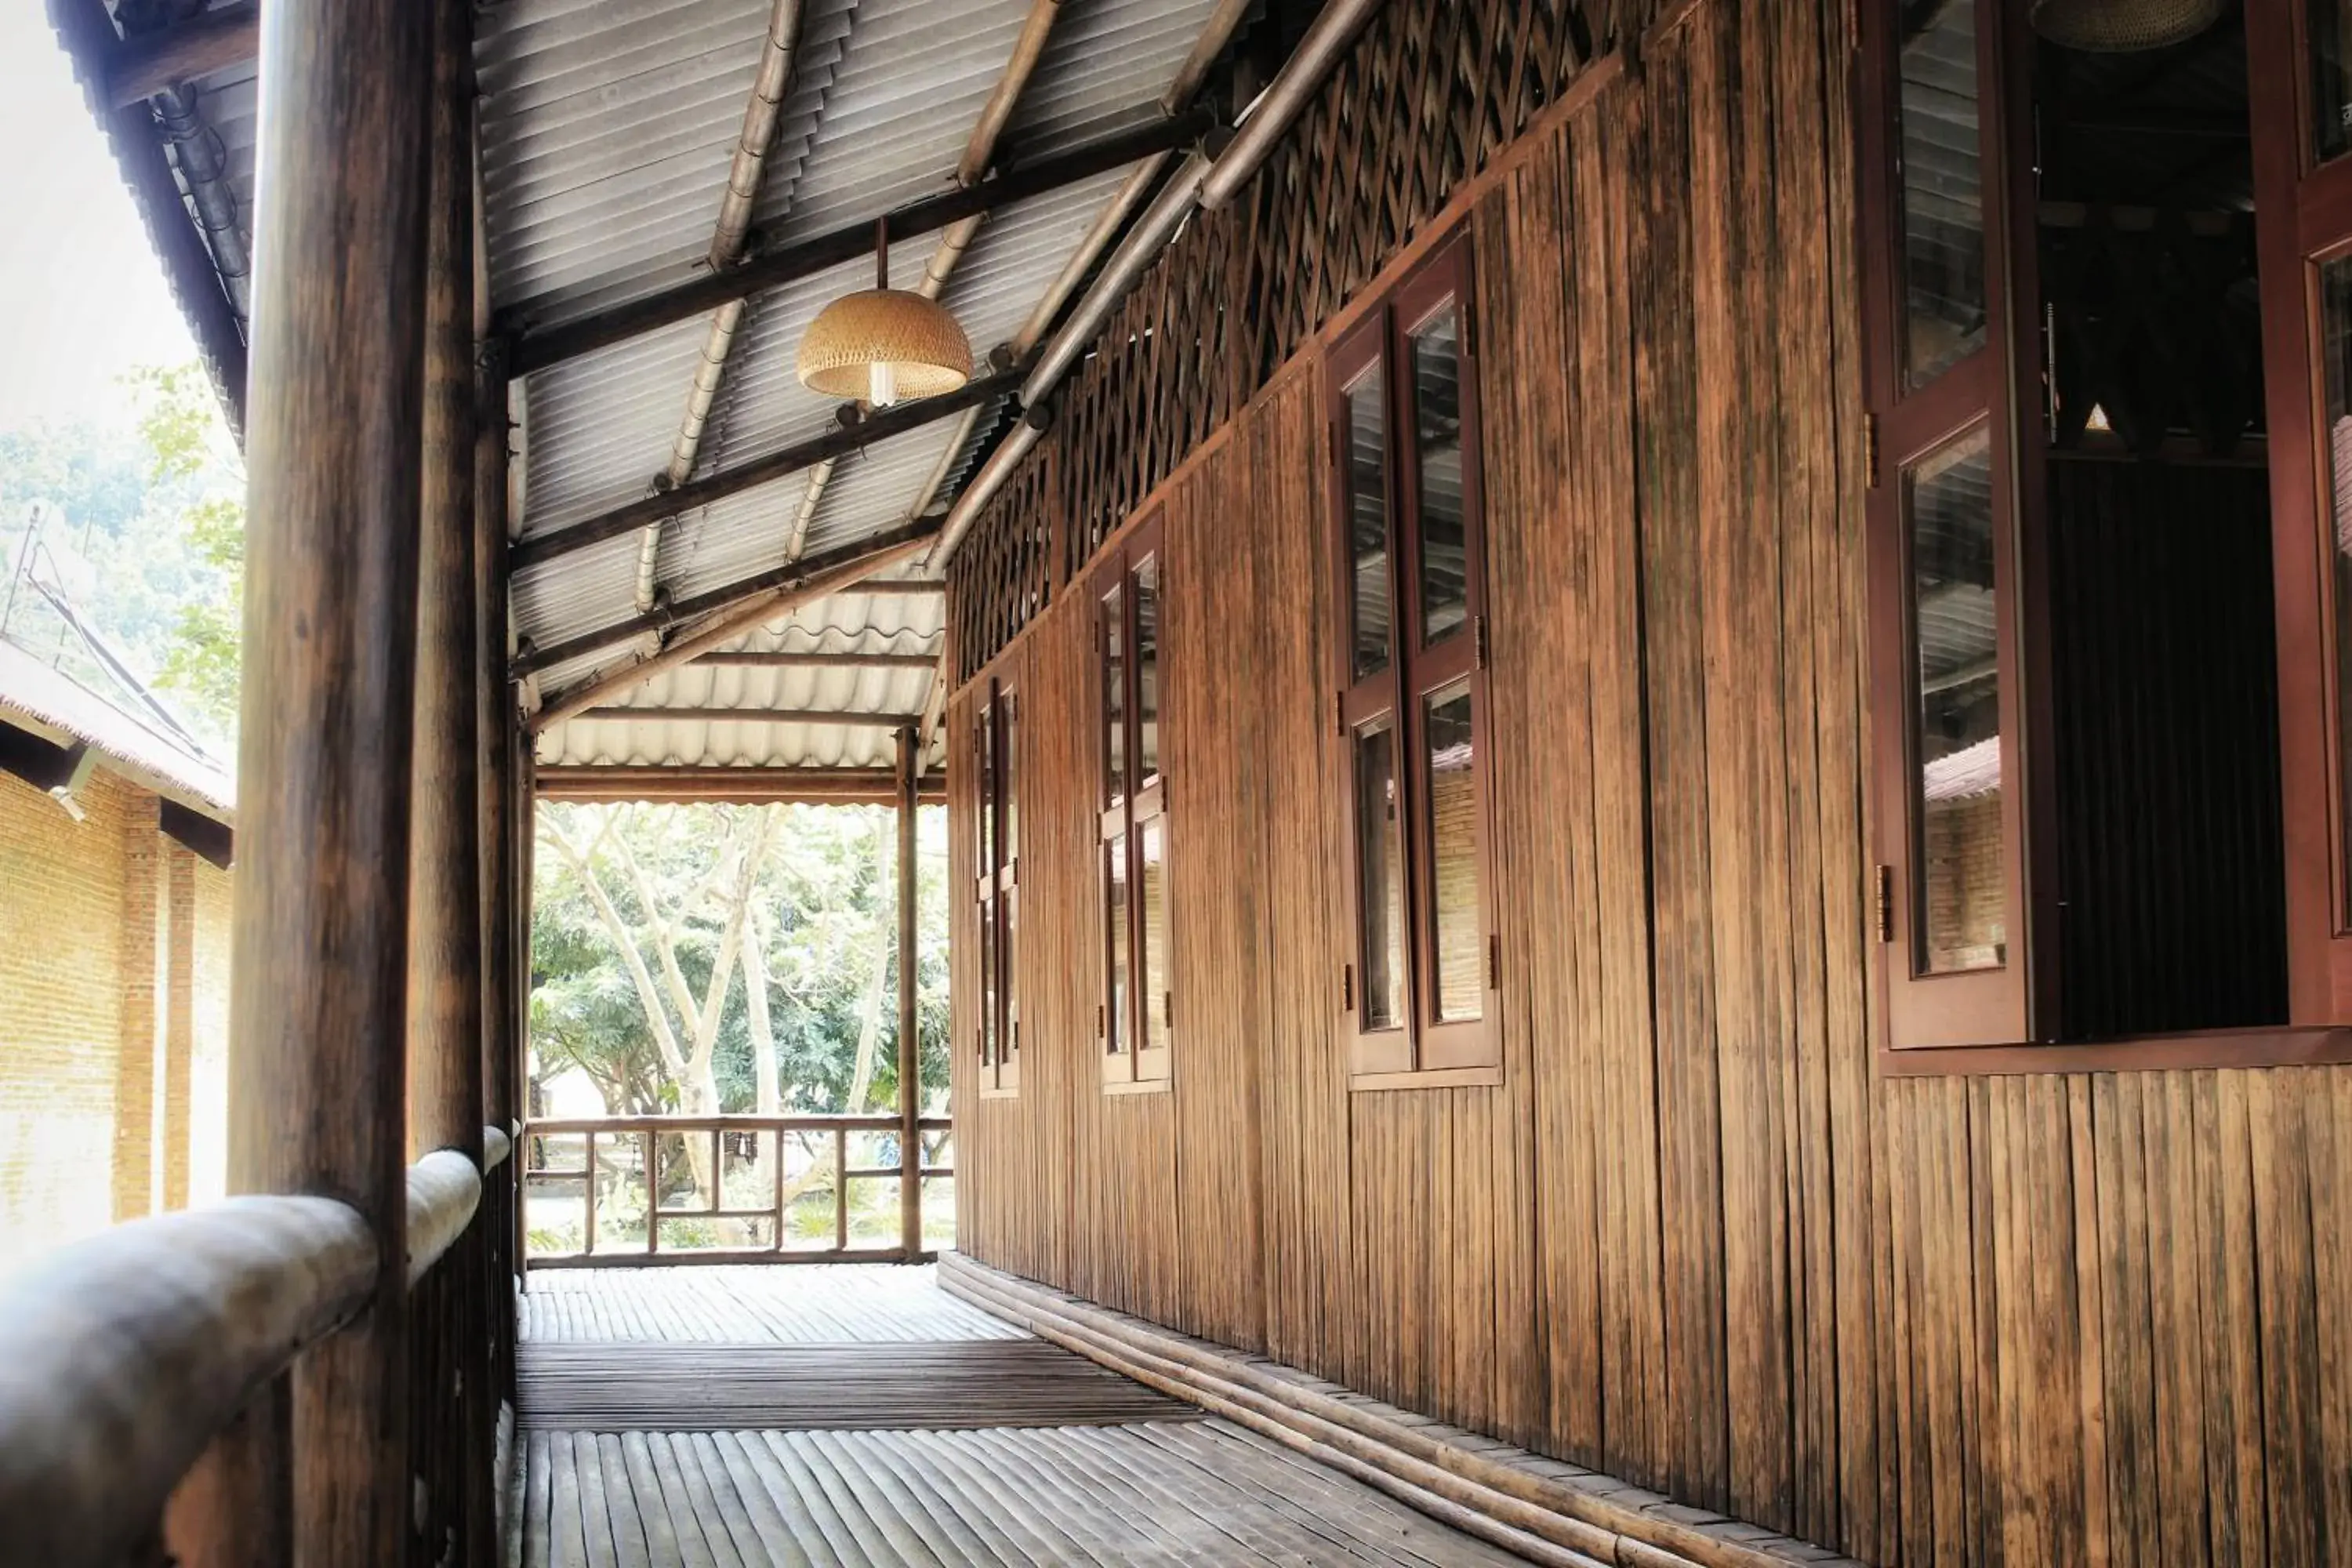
[896,726,922,1258]
[217,0,434,1559]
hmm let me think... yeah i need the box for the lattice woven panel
[950,0,1636,683]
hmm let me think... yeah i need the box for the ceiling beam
[508,365,1022,572]
[514,520,937,679]
[104,2,259,107]
[692,652,940,670]
[535,764,944,805]
[572,707,925,727]
[503,107,1218,376]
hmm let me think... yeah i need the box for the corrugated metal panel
[484,0,1228,768]
[747,0,1036,239]
[1007,0,1228,154]
[477,0,860,325]
[535,580,945,769]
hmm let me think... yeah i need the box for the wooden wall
[949,2,2352,1564]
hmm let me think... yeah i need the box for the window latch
[1163,990,1174,1030]
[1335,691,1345,739]
[1488,932,1500,989]
[1475,613,1490,670]
[1874,864,1894,944]
[1864,412,1881,490]
[1341,963,1355,1011]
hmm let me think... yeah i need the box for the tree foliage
[529,800,952,1128]
[0,361,242,746]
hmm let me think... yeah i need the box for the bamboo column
[897,726,923,1258]
[477,343,518,1381]
[223,0,434,1561]
[410,0,491,1559]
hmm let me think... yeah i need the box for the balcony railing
[520,1113,953,1267]
[0,1127,516,1568]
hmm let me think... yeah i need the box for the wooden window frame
[1097,510,1172,1090]
[973,671,1019,1096]
[1858,0,2352,1069]
[1326,230,1501,1086]
[2250,2,2352,1024]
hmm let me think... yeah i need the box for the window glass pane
[1421,682,1483,1022]
[1102,585,1126,811]
[1105,834,1130,1054]
[2317,2,2352,163]
[1907,426,2007,975]
[1896,0,1986,390]
[977,701,995,876]
[979,895,997,1067]
[1140,819,1169,1058]
[1001,891,1018,1060]
[1410,304,1468,644]
[1000,692,1018,863]
[1353,718,1407,1030]
[2322,257,2352,902]
[1345,361,1393,681]
[1135,555,1160,788]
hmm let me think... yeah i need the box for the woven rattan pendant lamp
[797,220,971,408]
[2028,0,2219,50]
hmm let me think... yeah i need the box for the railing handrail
[0,1127,511,1567]
[524,1112,951,1136]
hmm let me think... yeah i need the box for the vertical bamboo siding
[947,2,2352,1565]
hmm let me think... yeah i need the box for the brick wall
[0,765,234,1272]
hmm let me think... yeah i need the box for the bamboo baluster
[835,1127,851,1253]
[583,1134,597,1258]
[772,1129,788,1251]
[644,1131,659,1256]
[898,727,923,1258]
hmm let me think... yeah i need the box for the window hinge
[1475,613,1490,670]
[1328,419,1340,466]
[1864,412,1881,489]
[1874,864,1895,944]
[1096,1003,1106,1038]
[1163,990,1174,1030]
[1342,963,1355,1011]
[1335,691,1346,739]
[1487,932,1500,989]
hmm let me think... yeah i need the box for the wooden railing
[521,1113,953,1267]
[0,1127,516,1568]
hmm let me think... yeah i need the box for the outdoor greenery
[0,361,243,747]
[528,800,953,1252]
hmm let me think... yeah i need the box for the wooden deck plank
[518,1340,1198,1430]
[520,1265,1018,1345]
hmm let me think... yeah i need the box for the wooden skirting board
[939,1253,1863,1568]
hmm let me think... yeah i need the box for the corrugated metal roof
[534,576,945,770]
[0,638,234,816]
[77,0,1237,774]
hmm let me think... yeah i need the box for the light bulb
[869,360,898,408]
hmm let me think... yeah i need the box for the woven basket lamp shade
[797,221,970,408]
[2029,0,2220,50]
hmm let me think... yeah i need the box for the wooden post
[897,725,924,1259]
[410,0,491,1560]
[223,0,434,1562]
[514,739,538,1279]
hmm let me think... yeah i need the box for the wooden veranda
[20,0,2352,1563]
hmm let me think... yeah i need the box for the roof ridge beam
[503,107,1218,376]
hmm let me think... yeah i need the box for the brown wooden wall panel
[945,2,2352,1564]
[1163,435,1267,1353]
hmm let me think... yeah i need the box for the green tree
[126,364,243,739]
[528,799,952,1222]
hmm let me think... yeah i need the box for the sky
[0,6,198,434]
